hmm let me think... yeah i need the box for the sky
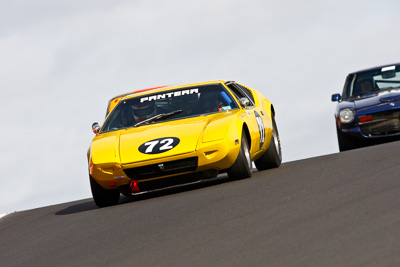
[1,0,399,214]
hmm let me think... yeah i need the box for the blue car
[332,63,400,151]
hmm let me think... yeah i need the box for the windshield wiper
[134,110,183,127]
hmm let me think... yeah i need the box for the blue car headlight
[339,108,355,124]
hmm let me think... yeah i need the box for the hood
[119,117,208,164]
[353,90,400,112]
[91,111,239,165]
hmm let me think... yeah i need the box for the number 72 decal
[139,137,180,154]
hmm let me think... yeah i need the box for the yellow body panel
[89,80,276,190]
[119,116,210,164]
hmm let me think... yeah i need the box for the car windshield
[343,65,400,98]
[101,84,239,132]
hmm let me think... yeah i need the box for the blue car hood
[353,90,400,112]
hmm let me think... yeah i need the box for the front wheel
[227,131,252,180]
[90,175,120,208]
[255,115,282,170]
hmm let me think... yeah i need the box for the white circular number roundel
[138,137,180,154]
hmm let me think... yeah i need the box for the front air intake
[123,157,198,180]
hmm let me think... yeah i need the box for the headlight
[339,108,355,124]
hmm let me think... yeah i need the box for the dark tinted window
[101,84,239,132]
[343,65,400,98]
[226,83,255,106]
[237,84,255,104]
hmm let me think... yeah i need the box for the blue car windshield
[343,65,400,98]
[101,84,239,132]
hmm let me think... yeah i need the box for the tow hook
[129,180,140,192]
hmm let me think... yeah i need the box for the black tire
[337,125,357,152]
[90,175,120,208]
[227,131,252,180]
[255,115,282,170]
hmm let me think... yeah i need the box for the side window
[226,82,255,106]
[342,74,355,98]
[237,84,255,104]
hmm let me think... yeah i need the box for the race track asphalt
[1,141,400,266]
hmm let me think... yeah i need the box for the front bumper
[337,108,400,139]
[90,138,241,190]
[338,125,400,138]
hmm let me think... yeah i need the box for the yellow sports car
[88,80,282,207]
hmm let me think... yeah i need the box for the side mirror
[92,122,100,136]
[239,97,250,108]
[331,94,341,102]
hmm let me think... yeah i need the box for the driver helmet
[357,77,374,92]
[132,102,156,122]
